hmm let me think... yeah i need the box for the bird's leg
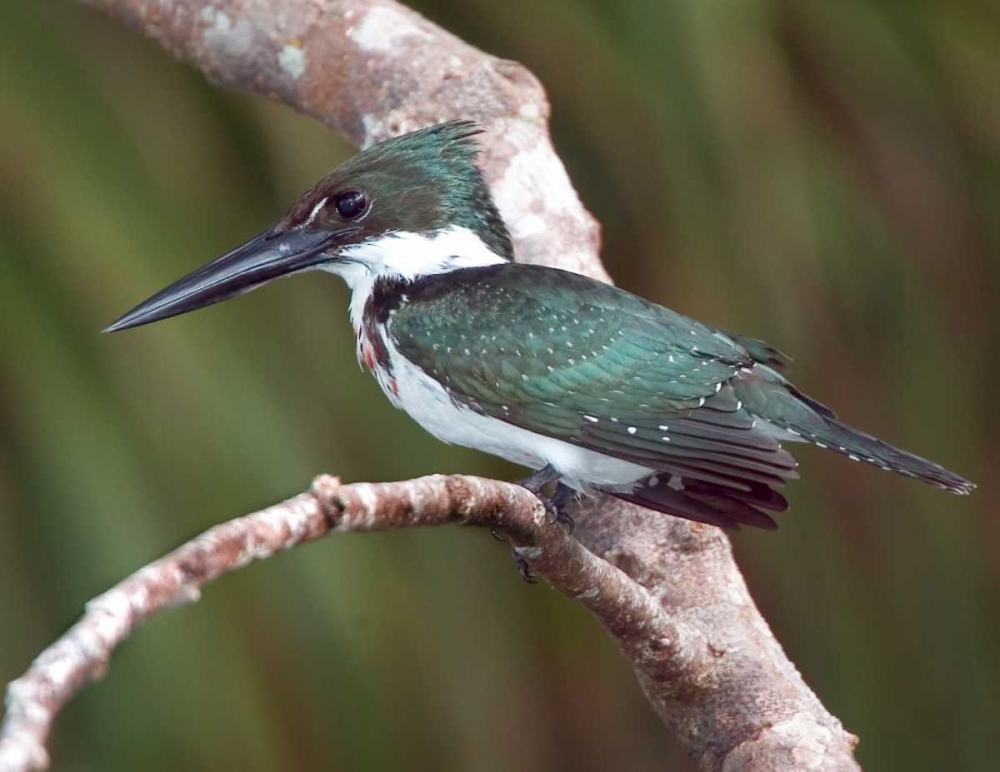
[496,464,565,582]
[517,463,562,497]
[516,465,576,531]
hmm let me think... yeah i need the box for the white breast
[379,333,652,490]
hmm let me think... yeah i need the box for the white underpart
[322,225,654,489]
[385,349,652,490]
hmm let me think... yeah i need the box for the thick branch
[4,0,860,770]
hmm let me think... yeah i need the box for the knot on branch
[310,474,344,529]
[722,715,861,772]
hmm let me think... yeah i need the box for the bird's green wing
[388,264,798,493]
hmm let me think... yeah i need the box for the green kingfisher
[105,121,974,530]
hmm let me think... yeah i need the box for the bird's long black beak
[104,226,351,333]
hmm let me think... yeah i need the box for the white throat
[321,224,506,333]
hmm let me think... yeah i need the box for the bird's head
[105,121,512,332]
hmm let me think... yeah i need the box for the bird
[105,121,974,532]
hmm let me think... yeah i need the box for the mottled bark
[1,1,859,770]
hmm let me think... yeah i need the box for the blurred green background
[1,0,997,769]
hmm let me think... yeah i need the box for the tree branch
[2,1,860,770]
[0,475,703,771]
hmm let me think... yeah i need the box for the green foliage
[1,1,997,769]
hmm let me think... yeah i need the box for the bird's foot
[517,463,561,496]
[493,466,575,582]
[516,465,574,532]
[490,466,576,584]
[548,483,577,534]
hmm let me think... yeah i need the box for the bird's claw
[548,483,576,533]
[511,547,538,583]
[537,495,575,532]
[492,532,537,582]
[550,506,575,533]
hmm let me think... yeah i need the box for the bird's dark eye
[333,190,368,220]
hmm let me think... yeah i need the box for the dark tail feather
[787,416,975,495]
[734,374,975,495]
[609,475,780,531]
